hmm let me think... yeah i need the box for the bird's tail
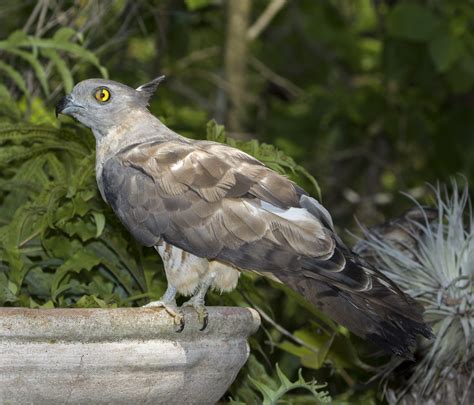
[279,260,433,359]
[295,195,432,357]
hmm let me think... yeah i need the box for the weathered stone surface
[0,306,260,404]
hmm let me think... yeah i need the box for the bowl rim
[0,306,260,342]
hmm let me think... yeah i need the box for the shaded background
[0,1,473,403]
[3,0,474,229]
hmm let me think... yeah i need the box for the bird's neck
[96,109,178,157]
[94,109,180,185]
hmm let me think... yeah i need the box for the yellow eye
[94,87,110,103]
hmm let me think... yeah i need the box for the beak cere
[55,94,73,117]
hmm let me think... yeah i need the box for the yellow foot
[182,300,208,331]
[143,300,185,332]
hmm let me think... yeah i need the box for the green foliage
[185,0,213,12]
[387,3,441,42]
[230,359,331,405]
[0,28,107,97]
[0,79,158,308]
[386,1,469,78]
[0,118,150,308]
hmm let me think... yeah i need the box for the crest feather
[136,75,165,103]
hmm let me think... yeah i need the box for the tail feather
[277,195,432,357]
[279,259,432,358]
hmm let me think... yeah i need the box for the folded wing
[101,138,431,356]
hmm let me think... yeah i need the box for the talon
[175,312,185,333]
[143,299,185,331]
[182,299,208,331]
[199,310,208,331]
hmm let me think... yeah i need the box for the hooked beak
[55,94,85,117]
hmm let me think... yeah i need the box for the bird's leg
[181,273,216,331]
[144,284,177,307]
[143,285,185,332]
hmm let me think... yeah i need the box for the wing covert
[101,139,381,295]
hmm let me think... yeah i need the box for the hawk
[56,77,431,357]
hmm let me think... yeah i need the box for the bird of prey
[56,77,432,357]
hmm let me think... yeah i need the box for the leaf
[25,267,54,299]
[0,28,107,97]
[33,299,55,309]
[50,248,102,300]
[42,235,82,259]
[0,125,76,146]
[0,273,17,305]
[304,329,367,370]
[206,119,226,143]
[42,48,74,92]
[62,219,97,242]
[5,30,28,45]
[53,27,76,42]
[13,36,108,78]
[445,53,474,93]
[429,31,463,72]
[247,364,331,404]
[387,2,441,42]
[0,61,28,96]
[46,153,67,183]
[86,241,139,295]
[92,211,106,237]
[278,326,367,373]
[185,0,212,11]
[75,294,116,308]
[2,48,49,96]
[0,84,21,121]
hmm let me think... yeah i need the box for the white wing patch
[260,201,316,223]
[260,201,329,244]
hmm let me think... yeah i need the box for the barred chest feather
[155,241,240,296]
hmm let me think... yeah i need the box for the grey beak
[56,94,72,117]
[56,94,86,118]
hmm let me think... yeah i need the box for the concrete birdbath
[0,306,260,404]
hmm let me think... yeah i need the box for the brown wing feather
[102,138,334,259]
[101,138,431,356]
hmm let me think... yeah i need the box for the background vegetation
[0,1,473,403]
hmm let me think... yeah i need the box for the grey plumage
[56,77,432,357]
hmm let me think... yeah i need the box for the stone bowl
[0,306,260,404]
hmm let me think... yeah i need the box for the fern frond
[0,61,28,96]
[240,364,331,405]
[0,28,107,98]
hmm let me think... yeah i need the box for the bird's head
[56,76,165,137]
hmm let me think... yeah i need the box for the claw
[182,299,209,331]
[199,310,208,331]
[175,313,185,333]
[143,300,185,332]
